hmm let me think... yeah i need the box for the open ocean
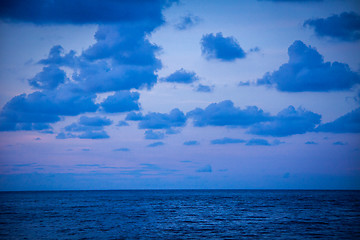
[0,190,359,239]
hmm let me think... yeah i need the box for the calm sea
[0,190,359,239]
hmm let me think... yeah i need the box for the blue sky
[0,0,359,190]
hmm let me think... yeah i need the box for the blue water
[0,190,359,239]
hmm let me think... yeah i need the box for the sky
[0,0,359,190]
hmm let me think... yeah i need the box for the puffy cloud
[316,108,360,133]
[248,106,321,137]
[125,112,144,121]
[333,141,347,146]
[183,140,200,146]
[0,0,174,25]
[196,165,212,173]
[304,12,360,42]
[201,32,246,61]
[305,141,318,145]
[127,108,187,130]
[144,130,165,140]
[161,68,199,84]
[79,116,112,127]
[245,139,271,146]
[210,137,245,145]
[0,87,98,131]
[187,100,270,127]
[38,45,76,67]
[194,84,213,93]
[28,65,68,90]
[175,14,201,30]
[147,141,164,147]
[101,91,140,113]
[256,40,360,92]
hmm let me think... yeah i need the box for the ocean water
[0,190,359,239]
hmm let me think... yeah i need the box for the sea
[0,190,359,239]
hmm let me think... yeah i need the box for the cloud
[248,106,321,137]
[245,138,271,146]
[175,14,201,30]
[210,137,245,145]
[200,32,246,61]
[57,115,111,139]
[117,121,129,127]
[196,165,212,173]
[183,140,200,146]
[316,108,360,133]
[79,116,112,127]
[187,100,270,127]
[305,141,318,145]
[78,130,109,139]
[256,40,360,92]
[125,112,144,121]
[0,87,98,131]
[333,141,347,146]
[28,65,68,90]
[100,91,140,113]
[304,12,360,42]
[144,130,165,140]
[38,45,76,67]
[258,0,322,2]
[161,68,199,84]
[194,84,213,92]
[113,148,130,152]
[147,141,164,147]
[127,108,187,130]
[0,0,174,25]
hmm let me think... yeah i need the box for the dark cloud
[147,141,164,147]
[305,141,318,145]
[101,91,140,113]
[246,138,271,146]
[79,116,112,127]
[304,12,360,42]
[316,108,360,133]
[0,87,98,131]
[28,65,67,90]
[144,130,165,140]
[195,84,213,92]
[196,165,212,173]
[256,40,360,92]
[187,100,270,127]
[183,140,200,146]
[161,68,199,84]
[127,109,187,130]
[248,106,321,137]
[175,14,201,30]
[201,32,246,61]
[210,137,245,145]
[0,0,174,25]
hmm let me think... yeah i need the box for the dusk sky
[0,0,359,190]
